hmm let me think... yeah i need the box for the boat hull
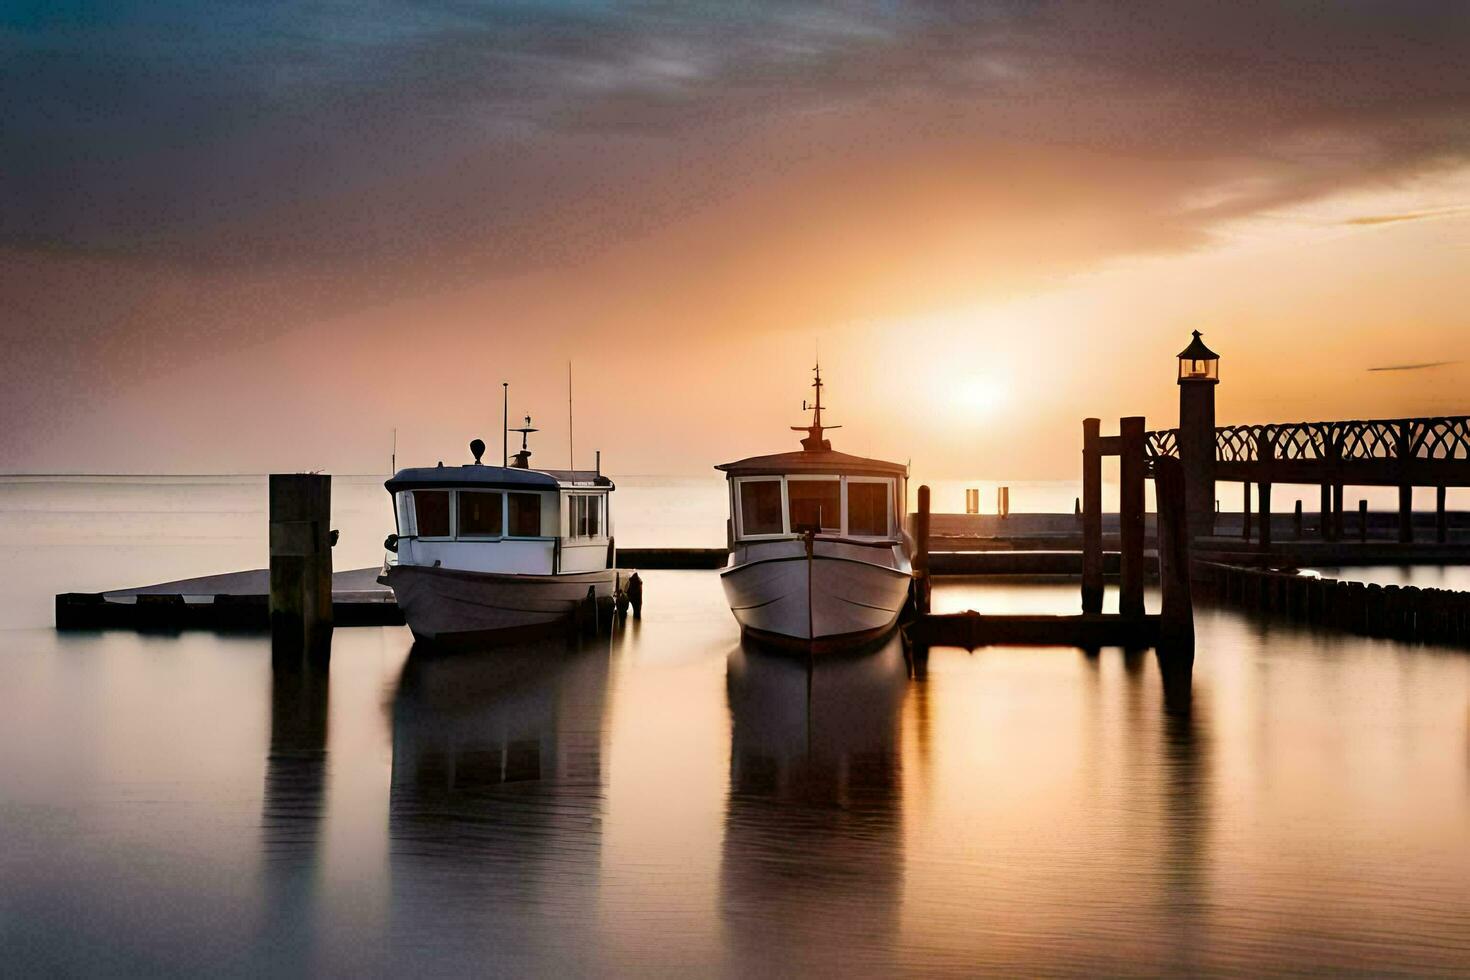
[386,563,619,647]
[719,551,912,653]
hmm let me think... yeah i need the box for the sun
[950,376,1009,416]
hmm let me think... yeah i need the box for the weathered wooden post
[1437,486,1448,543]
[1255,430,1275,552]
[1359,499,1368,543]
[1319,484,1332,540]
[1241,483,1252,541]
[1322,430,1342,541]
[1176,330,1220,540]
[1434,487,1446,549]
[1294,500,1303,540]
[1153,456,1194,652]
[1082,419,1103,614]
[270,474,333,658]
[1119,416,1146,619]
[913,485,932,616]
[1397,422,1415,544]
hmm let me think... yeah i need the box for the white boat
[715,366,914,653]
[380,423,626,647]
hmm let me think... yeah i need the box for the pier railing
[1147,415,1470,488]
[1148,415,1470,465]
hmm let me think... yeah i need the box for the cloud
[5,1,1470,270]
[1367,361,1459,372]
[1346,206,1470,227]
[5,0,1470,468]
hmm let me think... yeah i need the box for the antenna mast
[502,382,509,467]
[567,361,574,471]
[792,360,840,451]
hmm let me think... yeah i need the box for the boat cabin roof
[385,465,613,494]
[715,449,907,479]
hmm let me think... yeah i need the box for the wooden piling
[1359,499,1368,543]
[1294,500,1303,540]
[1081,419,1103,614]
[1255,431,1275,552]
[1118,416,1146,619]
[269,474,333,657]
[1319,484,1332,541]
[1333,484,1345,540]
[1398,484,1414,544]
[1152,456,1194,651]
[913,485,932,616]
[1436,486,1448,543]
[1241,482,1252,542]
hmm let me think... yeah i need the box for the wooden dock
[57,567,402,631]
[906,611,1160,650]
[51,547,723,632]
[904,454,1197,656]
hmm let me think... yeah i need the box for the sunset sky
[4,2,1468,477]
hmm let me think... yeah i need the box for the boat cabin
[385,464,614,575]
[715,365,907,549]
[716,450,907,544]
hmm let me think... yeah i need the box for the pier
[906,330,1469,658]
[905,437,1195,657]
[54,548,719,632]
[51,334,1467,651]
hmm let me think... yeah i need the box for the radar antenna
[791,362,840,451]
[509,414,538,469]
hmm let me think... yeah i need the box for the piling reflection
[386,639,613,974]
[259,648,330,963]
[1159,688,1211,973]
[1157,648,1195,716]
[721,638,909,974]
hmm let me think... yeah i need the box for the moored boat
[381,423,628,647]
[715,366,914,652]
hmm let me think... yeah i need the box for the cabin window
[413,490,451,538]
[846,480,890,536]
[738,479,784,536]
[507,492,542,537]
[570,494,602,539]
[788,478,840,533]
[458,491,503,537]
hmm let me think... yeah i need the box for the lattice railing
[1145,416,1470,463]
[1145,429,1177,459]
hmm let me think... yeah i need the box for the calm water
[2,477,1469,975]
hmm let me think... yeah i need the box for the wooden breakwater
[1195,561,1470,647]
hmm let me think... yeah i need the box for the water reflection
[721,639,909,974]
[1158,689,1210,975]
[386,639,612,974]
[259,652,330,967]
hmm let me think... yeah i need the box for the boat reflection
[386,638,613,973]
[721,638,909,973]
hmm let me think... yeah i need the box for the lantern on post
[1177,330,1220,539]
[1177,330,1220,383]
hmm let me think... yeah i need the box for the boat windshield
[739,480,783,536]
[413,490,450,538]
[507,492,541,537]
[847,481,890,536]
[458,491,503,537]
[788,479,840,533]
